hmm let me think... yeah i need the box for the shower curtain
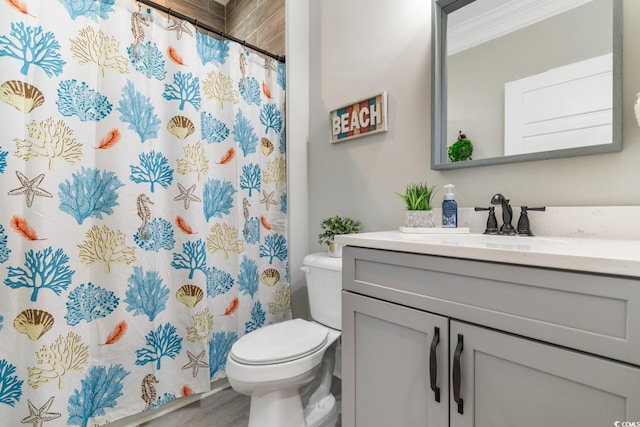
[0,0,289,425]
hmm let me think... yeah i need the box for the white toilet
[225,252,342,427]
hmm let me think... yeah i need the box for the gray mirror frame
[431,0,623,171]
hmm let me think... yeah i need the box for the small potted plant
[448,131,473,162]
[318,215,361,257]
[397,182,438,228]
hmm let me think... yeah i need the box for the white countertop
[335,231,640,277]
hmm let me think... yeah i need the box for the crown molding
[448,0,592,55]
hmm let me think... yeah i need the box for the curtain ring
[167,8,171,23]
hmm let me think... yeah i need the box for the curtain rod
[136,0,285,63]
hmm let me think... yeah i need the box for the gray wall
[307,0,640,252]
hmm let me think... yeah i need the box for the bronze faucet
[477,195,546,236]
[490,193,516,235]
[516,206,546,236]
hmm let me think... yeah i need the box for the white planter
[404,210,436,228]
[328,242,344,258]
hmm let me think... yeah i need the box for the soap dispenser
[442,184,458,228]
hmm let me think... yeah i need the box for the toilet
[225,252,342,427]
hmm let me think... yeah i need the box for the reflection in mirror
[431,0,622,170]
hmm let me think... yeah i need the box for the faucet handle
[475,206,499,235]
[517,206,546,236]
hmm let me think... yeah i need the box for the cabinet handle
[453,334,464,415]
[429,327,440,402]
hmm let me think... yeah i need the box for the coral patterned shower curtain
[0,0,289,425]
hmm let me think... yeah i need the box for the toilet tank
[302,252,342,330]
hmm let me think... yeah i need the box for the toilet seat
[230,318,329,365]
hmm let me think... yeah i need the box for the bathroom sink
[401,233,567,248]
[335,230,640,277]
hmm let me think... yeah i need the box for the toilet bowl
[225,252,342,427]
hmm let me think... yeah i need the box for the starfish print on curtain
[0,1,289,425]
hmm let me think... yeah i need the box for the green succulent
[396,183,438,211]
[318,216,362,246]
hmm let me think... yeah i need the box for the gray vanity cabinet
[342,292,449,426]
[341,246,640,427]
[450,321,640,427]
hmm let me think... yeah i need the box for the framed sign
[329,92,387,143]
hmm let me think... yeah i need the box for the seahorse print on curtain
[0,1,289,425]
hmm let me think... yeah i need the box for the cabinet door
[342,292,448,427]
[450,321,640,427]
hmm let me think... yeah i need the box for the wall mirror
[431,0,622,170]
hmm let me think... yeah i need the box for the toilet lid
[230,319,328,365]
